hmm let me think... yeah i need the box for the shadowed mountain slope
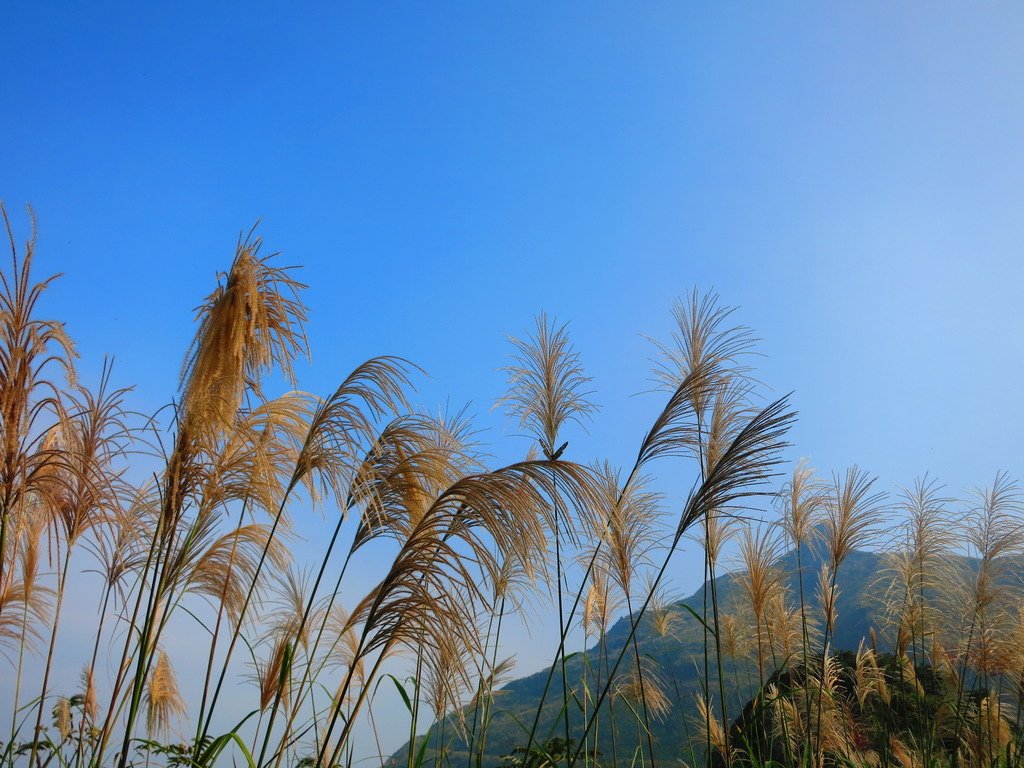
[392,545,894,766]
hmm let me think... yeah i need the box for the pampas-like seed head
[652,290,755,406]
[613,658,671,720]
[80,666,98,722]
[500,313,596,459]
[589,462,661,599]
[817,563,839,635]
[181,232,309,436]
[823,467,887,570]
[779,460,823,548]
[257,637,293,711]
[695,694,729,763]
[962,694,1012,767]
[145,650,185,737]
[854,641,890,706]
[53,697,72,741]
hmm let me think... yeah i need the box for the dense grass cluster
[0,204,1021,768]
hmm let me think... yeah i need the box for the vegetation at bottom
[0,202,1022,768]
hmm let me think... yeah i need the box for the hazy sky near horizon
[3,1,1024,758]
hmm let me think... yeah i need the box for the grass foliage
[0,205,1021,768]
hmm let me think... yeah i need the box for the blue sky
[3,1,1024,756]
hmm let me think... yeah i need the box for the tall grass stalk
[8,208,1024,768]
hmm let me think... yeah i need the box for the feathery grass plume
[0,502,50,661]
[876,477,956,656]
[268,567,317,649]
[256,636,293,711]
[320,460,595,761]
[487,551,539,622]
[582,580,603,637]
[946,474,1024,713]
[888,737,922,768]
[651,289,755,418]
[694,694,729,763]
[645,292,757,766]
[969,623,1003,678]
[93,481,157,599]
[293,356,416,503]
[237,366,422,763]
[500,312,596,459]
[320,605,365,698]
[252,569,317,712]
[145,650,185,737]
[698,506,740,575]
[853,641,890,706]
[817,563,840,638]
[764,588,807,664]
[815,463,885,752]
[697,380,763,758]
[0,203,77,603]
[719,613,748,661]
[929,635,957,686]
[350,411,480,549]
[642,293,759,497]
[580,563,621,638]
[567,395,795,767]
[993,606,1024,696]
[465,654,516,723]
[80,665,98,722]
[180,230,309,436]
[803,650,853,762]
[53,696,72,742]
[775,461,823,751]
[341,463,564,661]
[766,683,805,755]
[734,524,783,677]
[702,379,757,467]
[193,392,316,521]
[961,694,1012,768]
[259,415,473,768]
[30,369,135,754]
[110,237,318,765]
[589,462,661,600]
[45,372,133,548]
[671,396,794,543]
[424,631,474,723]
[896,653,923,697]
[614,657,672,721]
[778,460,824,550]
[165,517,290,627]
[648,585,681,641]
[500,312,596,760]
[610,526,666,768]
[823,467,887,571]
[960,474,1024,616]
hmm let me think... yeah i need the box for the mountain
[391,545,891,767]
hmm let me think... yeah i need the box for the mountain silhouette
[391,545,907,766]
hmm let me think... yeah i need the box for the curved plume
[180,230,309,436]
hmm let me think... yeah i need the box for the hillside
[392,545,890,766]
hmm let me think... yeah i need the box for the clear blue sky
[3,1,1023,755]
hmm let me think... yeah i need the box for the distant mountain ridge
[391,545,906,766]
